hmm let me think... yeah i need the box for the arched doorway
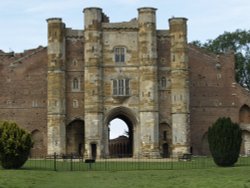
[239,105,250,155]
[105,107,137,158]
[201,132,210,155]
[162,143,169,158]
[239,105,250,123]
[66,119,84,156]
[30,129,44,157]
[159,123,171,158]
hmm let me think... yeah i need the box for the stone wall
[1,7,250,157]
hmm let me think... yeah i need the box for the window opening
[114,47,125,63]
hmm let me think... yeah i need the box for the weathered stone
[1,7,250,158]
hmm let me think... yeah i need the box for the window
[73,99,79,108]
[72,59,78,66]
[113,79,130,96]
[72,78,80,90]
[114,47,125,63]
[32,100,38,108]
[163,131,167,141]
[161,77,167,89]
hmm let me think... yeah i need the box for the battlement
[46,18,62,23]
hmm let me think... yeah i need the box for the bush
[208,117,242,167]
[0,121,33,169]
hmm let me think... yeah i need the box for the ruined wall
[1,7,250,158]
[0,47,47,156]
[188,46,250,155]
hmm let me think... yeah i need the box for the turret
[83,7,104,158]
[138,7,160,157]
[169,18,190,157]
[46,18,66,155]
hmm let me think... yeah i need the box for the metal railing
[21,153,250,171]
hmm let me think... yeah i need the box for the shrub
[0,121,33,169]
[208,117,242,167]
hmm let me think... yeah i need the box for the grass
[1,157,250,188]
[1,166,250,188]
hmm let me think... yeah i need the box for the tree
[191,29,250,89]
[0,121,33,169]
[208,117,242,167]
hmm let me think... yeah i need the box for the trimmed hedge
[208,117,242,167]
[0,121,33,169]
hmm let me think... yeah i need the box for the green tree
[191,29,250,88]
[0,121,33,169]
[208,117,242,167]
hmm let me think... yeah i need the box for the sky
[1,0,250,53]
[1,0,250,139]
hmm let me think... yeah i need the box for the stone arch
[239,105,250,123]
[105,106,138,157]
[66,119,84,156]
[104,106,138,126]
[201,132,210,155]
[241,130,250,155]
[30,129,44,157]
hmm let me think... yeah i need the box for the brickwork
[1,7,250,157]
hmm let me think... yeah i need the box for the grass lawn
[1,166,250,188]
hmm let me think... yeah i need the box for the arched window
[114,47,126,63]
[161,77,167,89]
[72,78,80,91]
[72,59,78,66]
[73,99,79,108]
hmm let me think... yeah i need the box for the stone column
[169,18,190,157]
[138,7,160,158]
[46,18,66,155]
[83,7,104,158]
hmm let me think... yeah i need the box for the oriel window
[113,79,130,96]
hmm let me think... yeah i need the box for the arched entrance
[105,107,137,158]
[201,132,210,155]
[159,123,171,158]
[30,129,44,157]
[66,119,84,156]
[239,105,250,123]
[239,105,250,155]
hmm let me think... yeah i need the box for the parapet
[137,7,157,12]
[46,18,62,23]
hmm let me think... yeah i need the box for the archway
[201,132,210,155]
[239,105,250,155]
[66,119,84,156]
[159,123,171,157]
[105,107,137,158]
[30,129,44,157]
[239,105,250,123]
[109,118,131,158]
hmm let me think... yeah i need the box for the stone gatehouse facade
[1,7,250,158]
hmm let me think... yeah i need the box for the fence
[21,154,250,171]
